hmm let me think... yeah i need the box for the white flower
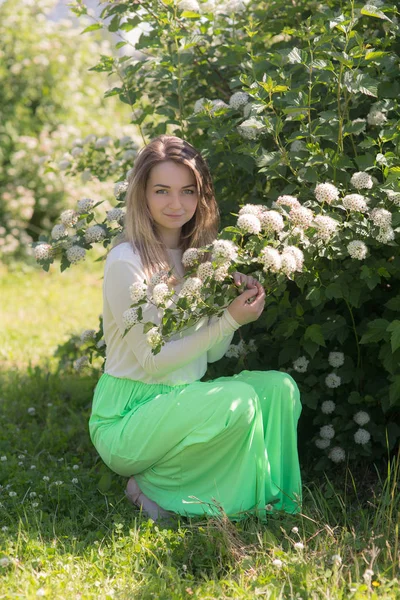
[152,283,170,306]
[294,542,304,550]
[376,227,395,243]
[96,339,106,349]
[29,492,37,498]
[321,400,336,414]
[225,344,240,359]
[58,160,71,170]
[60,209,79,228]
[150,271,169,285]
[84,225,106,244]
[43,476,50,481]
[210,99,229,115]
[237,214,261,235]
[66,245,86,264]
[315,183,340,205]
[114,181,129,199]
[354,428,371,445]
[95,136,112,149]
[122,308,139,329]
[350,172,373,190]
[363,569,374,583]
[193,97,210,114]
[347,240,368,260]
[272,558,283,567]
[72,478,78,484]
[238,204,264,217]
[320,425,335,440]
[370,208,392,228]
[384,190,400,206]
[9,491,17,497]
[83,134,97,144]
[367,110,387,126]
[122,150,136,161]
[106,208,125,223]
[276,195,301,209]
[118,136,132,147]
[129,281,147,303]
[177,0,200,11]
[76,198,95,214]
[146,327,162,349]
[290,140,306,152]
[212,239,238,262]
[180,277,203,298]
[342,194,368,212]
[332,555,342,565]
[237,117,266,140]
[328,446,346,463]
[0,557,10,566]
[182,248,200,267]
[260,247,282,273]
[282,246,304,271]
[315,438,331,449]
[54,481,63,486]
[34,243,53,261]
[292,526,299,534]
[328,352,345,368]
[1,526,8,532]
[280,252,297,277]
[224,0,251,12]
[51,224,68,240]
[197,262,214,280]
[27,407,36,416]
[73,356,89,371]
[293,356,309,373]
[353,411,370,426]
[313,215,339,241]
[325,373,341,388]
[80,329,96,343]
[214,264,230,281]
[72,465,79,471]
[259,210,284,233]
[229,92,249,110]
[71,146,83,157]
[289,206,314,229]
[0,456,6,461]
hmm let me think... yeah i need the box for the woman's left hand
[233,272,261,291]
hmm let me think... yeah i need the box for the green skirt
[88,370,302,521]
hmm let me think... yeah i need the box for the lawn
[0,259,399,599]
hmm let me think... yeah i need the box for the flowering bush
[36,0,400,468]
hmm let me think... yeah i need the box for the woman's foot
[125,476,174,522]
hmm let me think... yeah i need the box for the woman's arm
[206,315,236,363]
[105,258,241,377]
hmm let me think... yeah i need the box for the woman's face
[146,160,198,247]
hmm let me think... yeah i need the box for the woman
[89,134,302,522]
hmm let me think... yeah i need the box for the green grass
[0,261,399,599]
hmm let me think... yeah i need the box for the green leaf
[325,282,342,299]
[361,6,391,21]
[81,23,103,33]
[365,51,389,60]
[359,319,390,344]
[387,320,400,353]
[385,295,400,311]
[304,324,325,347]
[389,376,400,408]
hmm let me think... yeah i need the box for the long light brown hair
[113,134,220,284]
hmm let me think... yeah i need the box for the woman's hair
[112,134,220,283]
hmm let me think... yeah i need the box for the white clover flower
[328,352,345,368]
[229,91,249,110]
[193,97,210,114]
[376,227,395,244]
[72,465,79,471]
[30,465,36,470]
[1,526,8,532]
[321,400,336,414]
[367,110,387,126]
[54,481,63,486]
[313,215,339,241]
[1,456,7,461]
[292,526,299,534]
[152,283,170,306]
[350,172,373,190]
[237,117,266,139]
[370,208,392,228]
[293,356,309,373]
[80,329,96,343]
[150,271,169,286]
[328,446,346,463]
[260,247,282,273]
[73,356,89,371]
[332,555,342,565]
[9,491,17,497]
[66,245,86,264]
[146,327,162,349]
[84,225,106,244]
[96,339,106,349]
[294,542,304,550]
[180,277,203,298]
[272,558,283,567]
[384,190,400,206]
[238,204,264,217]
[363,569,374,584]
[43,476,50,481]
[34,243,53,261]
[354,428,371,445]
[76,198,95,214]
[197,261,214,280]
[214,264,230,281]
[237,214,261,235]
[27,407,36,416]
[51,224,68,240]
[289,206,314,229]
[29,492,36,498]
[114,181,129,199]
[0,557,10,567]
[320,425,335,440]
[342,194,368,212]
[353,411,370,426]
[60,209,79,228]
[282,246,304,271]
[315,183,340,205]
[225,344,241,359]
[71,478,79,484]
[129,281,147,303]
[290,140,306,152]
[123,308,139,329]
[177,0,200,11]
[280,252,297,277]
[325,373,341,388]
[212,239,238,262]
[182,248,200,267]
[259,210,284,233]
[106,208,125,223]
[276,195,301,209]
[315,438,331,449]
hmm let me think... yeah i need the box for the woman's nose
[168,195,183,208]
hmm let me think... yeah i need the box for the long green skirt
[88,370,302,521]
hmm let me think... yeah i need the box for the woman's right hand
[227,283,265,326]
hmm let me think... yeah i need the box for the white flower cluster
[385,190,400,206]
[260,246,304,277]
[325,373,341,388]
[321,400,336,414]
[179,276,203,298]
[66,245,86,264]
[80,329,95,343]
[276,195,300,209]
[60,209,79,228]
[353,410,370,426]
[289,206,314,230]
[177,0,200,11]
[123,308,139,329]
[292,356,309,373]
[315,438,330,449]
[76,198,95,214]
[193,97,210,114]
[114,181,129,199]
[314,183,340,205]
[146,327,162,349]
[342,194,368,212]
[237,213,261,235]
[197,261,214,280]
[367,108,386,127]
[229,91,249,110]
[152,283,170,306]
[129,281,148,303]
[350,172,373,190]
[370,208,392,228]
[260,247,281,273]
[347,240,368,260]
[225,338,257,359]
[328,446,346,463]
[354,428,371,445]
[150,271,169,286]
[51,224,68,240]
[239,204,264,217]
[259,210,284,233]
[313,215,339,241]
[182,247,200,267]
[34,243,53,261]
[212,239,238,263]
[214,264,230,281]
[328,352,344,367]
[84,225,106,244]
[320,425,335,440]
[73,356,89,371]
[106,208,125,223]
[376,227,395,244]
[237,117,266,140]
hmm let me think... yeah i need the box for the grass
[0,259,399,599]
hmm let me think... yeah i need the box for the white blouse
[102,242,241,386]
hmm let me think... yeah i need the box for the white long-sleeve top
[102,241,241,386]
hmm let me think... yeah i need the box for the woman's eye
[155,190,194,194]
